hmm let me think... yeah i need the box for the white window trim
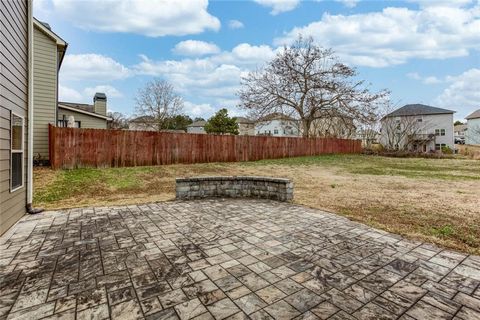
[10,112,24,192]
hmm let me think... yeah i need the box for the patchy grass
[34,154,480,254]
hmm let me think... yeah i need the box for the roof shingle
[386,104,455,117]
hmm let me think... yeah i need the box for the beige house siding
[0,0,30,235]
[58,108,108,129]
[238,123,255,135]
[32,24,58,161]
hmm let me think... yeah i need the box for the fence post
[48,124,55,169]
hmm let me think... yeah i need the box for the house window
[417,118,423,122]
[435,129,445,136]
[435,143,447,151]
[11,113,24,191]
[57,120,81,128]
[274,129,279,135]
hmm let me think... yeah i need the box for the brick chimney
[93,92,107,115]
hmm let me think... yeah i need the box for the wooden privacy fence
[49,125,362,169]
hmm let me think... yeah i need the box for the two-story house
[255,113,300,137]
[32,19,110,164]
[234,117,255,136]
[380,104,455,152]
[465,109,480,145]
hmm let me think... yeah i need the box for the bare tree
[107,111,128,129]
[238,35,388,137]
[134,79,184,131]
[308,113,357,138]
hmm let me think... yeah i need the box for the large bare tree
[134,79,184,131]
[238,36,388,137]
[107,111,128,129]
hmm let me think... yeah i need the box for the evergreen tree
[205,109,239,135]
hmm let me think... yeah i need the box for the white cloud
[407,72,442,84]
[84,85,123,98]
[33,0,52,17]
[184,101,215,117]
[211,43,277,66]
[275,3,480,67]
[335,0,358,8]
[253,0,300,15]
[173,40,220,56]
[59,84,123,103]
[58,85,82,102]
[60,54,131,81]
[423,76,442,85]
[409,0,476,8]
[228,20,244,29]
[133,43,276,115]
[51,0,220,37]
[435,68,480,118]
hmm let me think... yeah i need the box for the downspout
[26,0,43,214]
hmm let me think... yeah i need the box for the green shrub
[441,146,453,154]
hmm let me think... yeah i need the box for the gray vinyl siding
[58,108,108,129]
[32,25,57,161]
[0,0,29,235]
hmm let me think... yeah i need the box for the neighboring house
[32,19,110,163]
[129,116,156,131]
[187,120,207,134]
[1,0,32,234]
[255,113,300,137]
[57,93,110,129]
[454,124,467,144]
[356,129,380,148]
[309,114,356,138]
[466,109,480,145]
[380,104,455,152]
[454,124,467,137]
[32,18,67,163]
[234,117,255,135]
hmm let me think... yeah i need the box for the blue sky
[34,0,480,120]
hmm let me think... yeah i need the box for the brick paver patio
[1,199,479,320]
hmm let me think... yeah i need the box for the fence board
[48,125,362,169]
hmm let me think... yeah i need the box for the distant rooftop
[386,104,455,117]
[466,109,480,120]
[188,120,207,127]
[234,116,254,124]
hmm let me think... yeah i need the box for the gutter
[27,1,43,215]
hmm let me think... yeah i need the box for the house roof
[234,116,254,124]
[466,109,480,120]
[130,115,155,123]
[257,113,298,122]
[188,120,207,127]
[454,124,467,132]
[58,102,111,120]
[386,104,455,117]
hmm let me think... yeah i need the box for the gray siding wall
[33,25,57,161]
[58,109,107,129]
[0,0,29,235]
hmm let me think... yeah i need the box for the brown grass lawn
[34,154,480,254]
